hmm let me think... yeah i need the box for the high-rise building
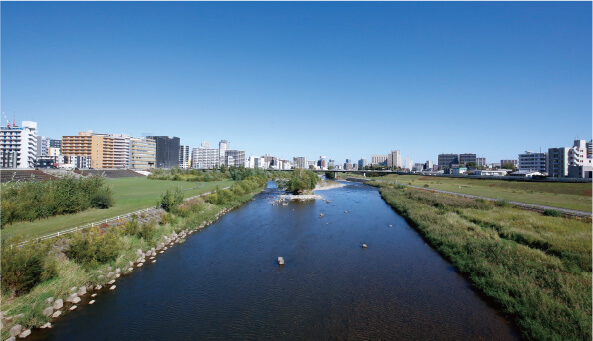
[476,157,486,168]
[264,154,278,169]
[179,145,190,169]
[192,142,220,169]
[358,158,367,169]
[129,137,156,170]
[387,150,401,169]
[404,157,413,170]
[459,153,477,165]
[318,156,327,170]
[425,160,433,170]
[110,134,131,169]
[518,152,546,172]
[438,154,458,169]
[219,140,230,166]
[62,131,115,169]
[147,136,180,169]
[293,157,307,169]
[587,140,592,158]
[0,121,38,168]
[328,159,335,168]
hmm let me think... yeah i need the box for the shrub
[543,209,562,217]
[495,199,511,207]
[137,221,157,244]
[1,241,56,297]
[90,188,114,209]
[423,184,429,188]
[65,227,121,269]
[158,187,184,212]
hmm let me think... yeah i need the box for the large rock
[18,329,31,339]
[45,297,54,305]
[9,325,22,337]
[5,337,15,341]
[72,297,81,304]
[53,299,63,310]
[115,268,121,274]
[95,285,103,290]
[70,287,77,292]
[66,293,78,303]
[43,307,54,317]
[52,311,62,318]
[107,272,115,278]
[77,286,87,296]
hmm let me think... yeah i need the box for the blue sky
[2,2,591,165]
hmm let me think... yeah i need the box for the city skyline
[2,2,591,164]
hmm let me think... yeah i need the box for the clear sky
[2,2,591,165]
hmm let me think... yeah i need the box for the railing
[12,187,228,248]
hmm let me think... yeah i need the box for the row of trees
[148,166,271,182]
[1,176,114,226]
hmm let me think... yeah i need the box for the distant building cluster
[2,119,591,178]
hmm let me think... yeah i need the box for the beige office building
[130,137,156,170]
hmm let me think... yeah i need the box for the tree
[501,163,517,171]
[465,162,477,169]
[277,169,319,194]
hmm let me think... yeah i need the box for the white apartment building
[0,121,38,168]
[179,145,190,169]
[548,139,591,177]
[371,155,387,165]
[518,151,547,173]
[219,140,229,166]
[224,149,246,168]
[36,136,50,157]
[293,157,307,169]
[388,150,402,168]
[192,143,219,169]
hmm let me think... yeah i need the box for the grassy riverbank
[375,183,591,340]
[2,177,235,241]
[341,174,592,212]
[0,176,267,339]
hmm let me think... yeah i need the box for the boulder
[88,300,95,305]
[72,297,81,304]
[128,268,134,272]
[109,285,116,290]
[66,293,78,303]
[107,280,115,285]
[278,257,284,265]
[146,251,152,257]
[5,337,15,341]
[45,297,54,305]
[52,310,62,318]
[43,307,54,317]
[9,325,22,337]
[77,286,87,296]
[18,329,31,339]
[107,272,115,278]
[137,263,143,268]
[70,287,78,292]
[151,260,156,263]
[95,285,103,291]
[129,261,134,267]
[362,244,367,248]
[69,306,77,311]
[53,299,63,310]
[116,274,120,278]
[115,268,121,274]
[91,293,97,298]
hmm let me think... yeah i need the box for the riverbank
[313,179,347,191]
[0,177,267,340]
[373,182,591,340]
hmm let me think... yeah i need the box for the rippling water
[34,181,519,340]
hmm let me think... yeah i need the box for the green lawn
[2,177,235,241]
[363,174,592,212]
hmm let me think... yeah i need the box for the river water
[36,181,519,340]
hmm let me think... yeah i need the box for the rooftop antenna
[12,111,16,127]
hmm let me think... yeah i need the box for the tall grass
[377,184,591,340]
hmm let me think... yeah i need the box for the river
[35,180,519,340]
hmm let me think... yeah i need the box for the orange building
[61,132,115,169]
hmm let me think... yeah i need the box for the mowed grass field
[2,177,235,241]
[363,174,592,212]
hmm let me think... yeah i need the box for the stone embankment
[0,205,235,340]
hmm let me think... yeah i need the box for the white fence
[12,187,227,248]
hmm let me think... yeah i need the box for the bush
[1,241,57,297]
[65,227,121,269]
[137,221,157,244]
[495,199,511,207]
[158,187,184,212]
[543,209,562,217]
[277,169,318,194]
[90,188,114,209]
